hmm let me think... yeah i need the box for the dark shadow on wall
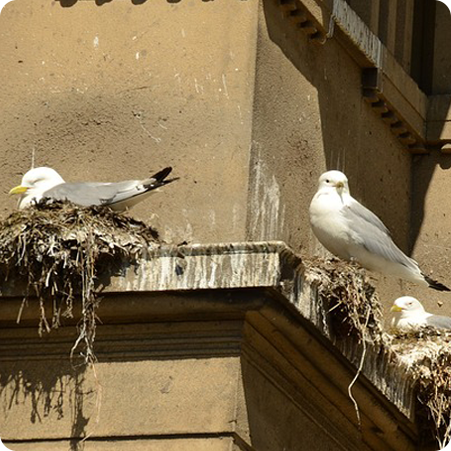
[0,344,92,451]
[58,0,78,7]
[240,356,370,450]
[249,0,451,255]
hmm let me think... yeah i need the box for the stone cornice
[276,0,450,153]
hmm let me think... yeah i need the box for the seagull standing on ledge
[309,170,449,291]
[390,296,451,331]
[9,166,176,212]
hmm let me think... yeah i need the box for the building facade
[1,0,450,449]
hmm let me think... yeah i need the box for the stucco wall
[0,0,258,244]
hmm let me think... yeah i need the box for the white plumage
[390,296,451,331]
[9,166,175,212]
[309,170,449,291]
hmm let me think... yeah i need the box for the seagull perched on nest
[9,166,176,212]
[390,296,451,331]
[309,170,449,291]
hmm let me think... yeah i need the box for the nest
[0,200,160,364]
[390,329,451,448]
[303,258,385,429]
[304,257,383,344]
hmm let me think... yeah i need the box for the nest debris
[0,199,160,365]
[303,257,384,428]
[304,257,383,344]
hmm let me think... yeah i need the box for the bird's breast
[309,194,352,259]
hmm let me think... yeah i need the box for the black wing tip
[144,167,178,190]
[152,167,173,182]
[424,275,451,292]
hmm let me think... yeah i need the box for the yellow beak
[335,181,344,189]
[9,185,28,195]
[390,305,403,312]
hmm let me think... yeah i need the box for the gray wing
[44,180,144,207]
[345,198,419,271]
[43,167,174,208]
[348,198,390,235]
[426,314,451,329]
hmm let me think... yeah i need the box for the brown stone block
[0,356,242,441]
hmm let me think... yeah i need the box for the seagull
[390,296,451,331]
[9,166,176,212]
[309,170,449,291]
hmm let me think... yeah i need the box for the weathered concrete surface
[0,355,242,440]
[409,152,451,312]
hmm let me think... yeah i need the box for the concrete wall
[0,0,258,244]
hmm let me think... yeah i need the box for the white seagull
[309,170,449,291]
[390,296,451,331]
[9,166,176,212]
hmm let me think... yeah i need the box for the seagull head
[9,167,65,209]
[390,296,425,316]
[317,170,350,196]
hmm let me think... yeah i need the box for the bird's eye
[326,179,330,183]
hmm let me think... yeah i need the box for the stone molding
[276,0,450,153]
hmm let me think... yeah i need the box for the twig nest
[0,199,160,364]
